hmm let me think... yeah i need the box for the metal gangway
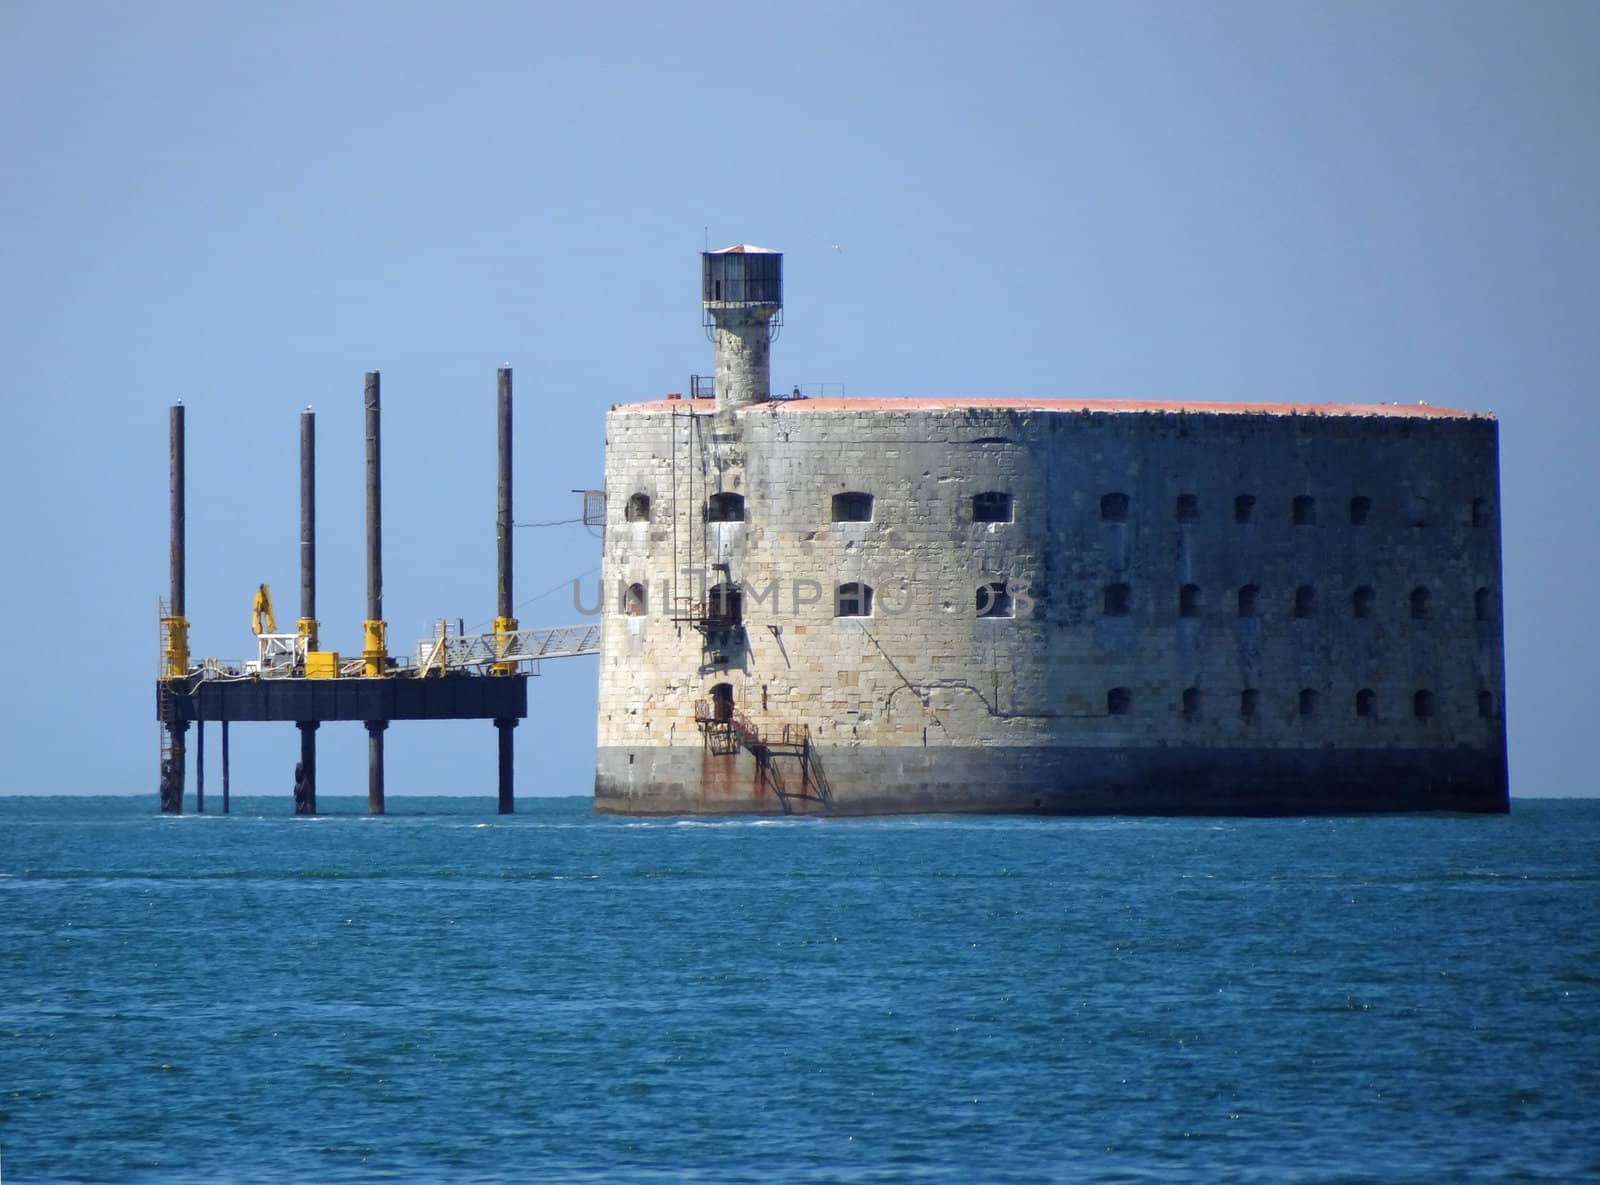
[414,622,601,677]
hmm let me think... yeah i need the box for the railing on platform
[170,621,599,686]
[412,622,602,674]
[246,632,307,677]
[686,377,843,402]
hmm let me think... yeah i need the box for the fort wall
[594,398,1506,814]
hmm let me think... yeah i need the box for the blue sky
[2,1,1595,798]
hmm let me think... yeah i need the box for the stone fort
[594,246,1507,815]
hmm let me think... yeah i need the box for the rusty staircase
[695,703,833,814]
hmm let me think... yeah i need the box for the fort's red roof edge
[610,396,1490,419]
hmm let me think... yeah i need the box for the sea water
[1,795,1595,1184]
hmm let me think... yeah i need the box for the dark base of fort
[594,744,1509,816]
[163,673,528,723]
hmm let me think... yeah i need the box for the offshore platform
[155,368,599,814]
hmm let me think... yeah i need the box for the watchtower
[701,244,782,408]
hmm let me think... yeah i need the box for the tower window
[1356,689,1375,718]
[1179,584,1201,618]
[1103,583,1131,617]
[1478,690,1496,719]
[1475,587,1493,622]
[1413,689,1436,720]
[1352,586,1375,619]
[832,491,874,522]
[1349,496,1371,525]
[1240,689,1259,719]
[1107,687,1132,716]
[623,582,647,616]
[1176,494,1199,522]
[710,681,734,723]
[625,492,651,522]
[1293,495,1317,525]
[706,492,745,522]
[972,491,1013,523]
[835,582,873,618]
[976,582,1013,619]
[1410,586,1431,620]
[1100,492,1129,522]
[1294,585,1316,618]
[1298,689,1318,717]
[1238,584,1259,618]
[708,581,742,626]
[1182,688,1202,719]
[1235,494,1256,523]
[1472,498,1492,528]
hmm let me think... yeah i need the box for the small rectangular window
[831,492,874,522]
[976,582,1013,619]
[835,582,873,617]
[973,491,1013,523]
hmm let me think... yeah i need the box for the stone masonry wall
[595,401,1505,809]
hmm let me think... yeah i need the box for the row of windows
[621,580,1495,623]
[627,490,1011,525]
[700,680,1495,722]
[1101,687,1496,720]
[622,490,1494,528]
[1121,583,1494,622]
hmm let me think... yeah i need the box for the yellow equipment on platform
[251,583,277,635]
[304,650,340,679]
